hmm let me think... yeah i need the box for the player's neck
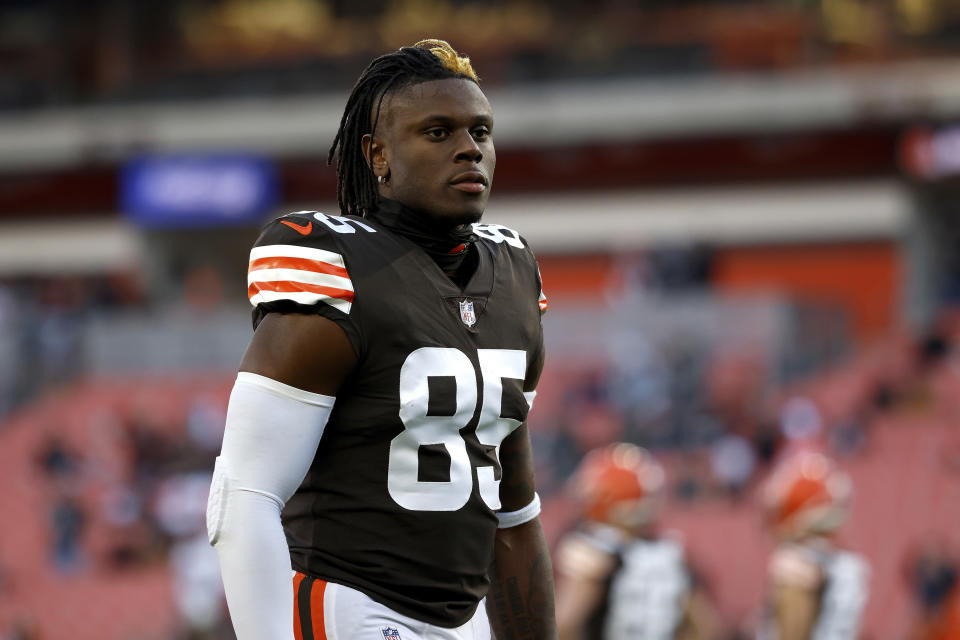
[367,198,477,280]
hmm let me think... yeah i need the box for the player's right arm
[208,214,358,640]
[554,534,617,640]
[239,311,356,394]
[769,546,824,640]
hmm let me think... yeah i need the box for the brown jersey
[247,209,546,627]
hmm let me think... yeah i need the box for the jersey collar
[366,198,478,275]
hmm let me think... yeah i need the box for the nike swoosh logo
[280,219,313,235]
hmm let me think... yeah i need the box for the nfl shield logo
[459,299,477,327]
[381,628,401,640]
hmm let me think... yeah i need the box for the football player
[758,452,869,640]
[904,543,960,640]
[554,443,716,640]
[208,40,556,639]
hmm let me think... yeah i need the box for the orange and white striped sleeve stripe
[537,266,548,313]
[247,244,354,314]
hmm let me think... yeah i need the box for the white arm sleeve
[208,372,334,640]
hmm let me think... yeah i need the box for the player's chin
[438,194,487,226]
[457,191,489,222]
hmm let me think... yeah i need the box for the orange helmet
[763,451,852,539]
[574,443,665,529]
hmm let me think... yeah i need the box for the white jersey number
[312,211,377,233]
[284,210,377,233]
[387,347,530,511]
[472,223,525,249]
[606,539,690,640]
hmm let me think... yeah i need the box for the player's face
[374,78,495,226]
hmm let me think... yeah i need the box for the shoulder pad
[556,534,618,581]
[472,221,548,314]
[248,211,374,314]
[257,210,378,246]
[769,545,823,589]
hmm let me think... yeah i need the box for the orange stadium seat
[0,375,233,639]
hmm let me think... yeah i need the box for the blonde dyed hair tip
[413,39,478,81]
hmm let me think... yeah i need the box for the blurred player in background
[208,40,556,639]
[757,452,869,640]
[554,443,717,640]
[903,542,960,640]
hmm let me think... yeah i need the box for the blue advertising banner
[121,153,278,228]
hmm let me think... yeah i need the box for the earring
[377,174,389,185]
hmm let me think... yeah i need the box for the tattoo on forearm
[488,531,557,640]
[491,574,536,640]
[526,545,553,618]
[506,577,533,637]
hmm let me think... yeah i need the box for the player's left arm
[486,343,558,640]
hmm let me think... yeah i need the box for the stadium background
[2,0,960,638]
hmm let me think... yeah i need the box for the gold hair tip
[413,38,478,81]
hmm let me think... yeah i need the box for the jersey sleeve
[520,232,548,315]
[536,263,548,315]
[247,212,362,352]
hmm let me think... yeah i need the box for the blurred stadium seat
[0,376,232,639]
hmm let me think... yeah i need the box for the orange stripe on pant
[310,578,328,640]
[293,572,306,640]
[293,570,328,640]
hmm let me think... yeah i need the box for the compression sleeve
[208,372,335,640]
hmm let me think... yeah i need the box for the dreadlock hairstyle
[328,39,480,217]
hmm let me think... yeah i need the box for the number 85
[387,347,533,512]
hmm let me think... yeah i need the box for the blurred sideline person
[208,40,556,639]
[554,443,717,640]
[757,452,869,640]
[904,543,960,640]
